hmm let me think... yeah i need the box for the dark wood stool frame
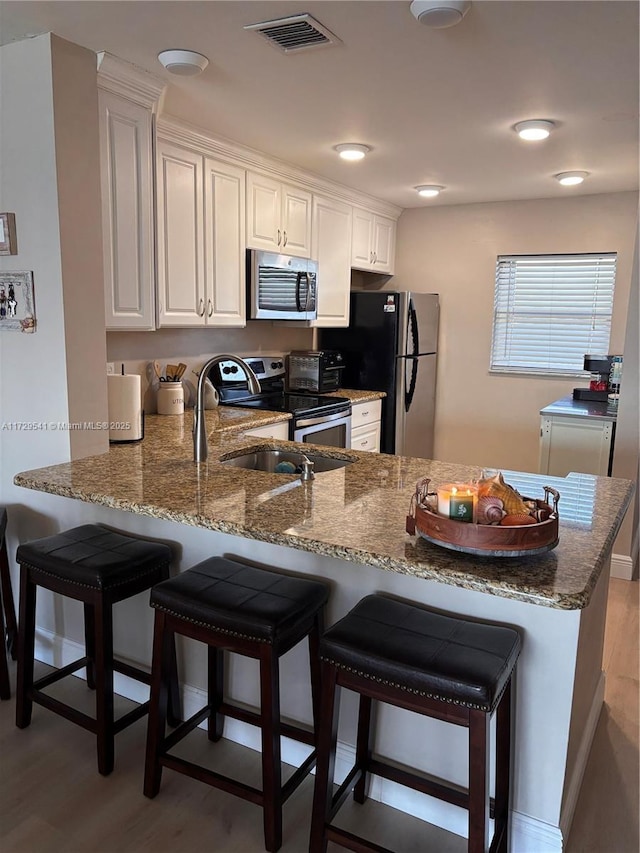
[0,518,18,700]
[310,661,514,853]
[15,561,180,776]
[144,605,324,853]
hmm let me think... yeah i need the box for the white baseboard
[611,552,635,580]
[35,629,565,853]
[559,671,606,842]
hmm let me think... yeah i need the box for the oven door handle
[296,411,350,428]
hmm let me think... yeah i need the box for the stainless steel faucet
[193,354,261,463]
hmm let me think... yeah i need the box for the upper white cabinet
[246,172,312,257]
[156,139,246,328]
[351,208,396,274]
[311,195,352,327]
[97,54,164,330]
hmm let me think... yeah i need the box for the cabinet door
[156,142,205,327]
[311,195,352,327]
[99,91,155,329]
[351,208,375,270]
[539,415,613,476]
[246,172,281,252]
[204,158,246,326]
[281,184,312,258]
[373,215,396,274]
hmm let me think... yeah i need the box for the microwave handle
[301,271,311,311]
[295,271,302,312]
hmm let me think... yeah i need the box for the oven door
[293,411,351,448]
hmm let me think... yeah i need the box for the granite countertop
[14,411,633,612]
[540,394,617,422]
[327,389,386,404]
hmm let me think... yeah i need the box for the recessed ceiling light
[410,1,472,29]
[415,185,444,197]
[514,120,555,141]
[157,49,209,77]
[334,143,370,161]
[555,171,589,186]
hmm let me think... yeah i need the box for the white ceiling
[1,1,638,209]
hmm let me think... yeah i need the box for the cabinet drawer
[351,422,380,453]
[242,422,289,440]
[351,398,382,428]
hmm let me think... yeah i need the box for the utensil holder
[157,382,184,415]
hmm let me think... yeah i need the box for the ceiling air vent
[244,14,341,53]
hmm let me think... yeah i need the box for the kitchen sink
[220,449,354,474]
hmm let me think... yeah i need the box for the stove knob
[271,361,279,369]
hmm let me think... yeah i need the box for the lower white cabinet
[311,194,352,327]
[539,414,614,476]
[350,399,382,452]
[242,422,289,440]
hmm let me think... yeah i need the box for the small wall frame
[0,271,36,333]
[0,213,18,255]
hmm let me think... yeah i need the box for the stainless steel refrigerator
[319,291,439,457]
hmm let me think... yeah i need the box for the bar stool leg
[15,566,37,728]
[83,603,96,690]
[260,645,282,853]
[468,708,491,853]
[144,609,169,798]
[0,536,18,659]
[308,612,323,742]
[353,693,374,804]
[309,660,341,853]
[94,597,115,776]
[0,592,10,699]
[494,681,512,853]
[207,646,224,741]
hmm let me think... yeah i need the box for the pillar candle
[437,484,477,523]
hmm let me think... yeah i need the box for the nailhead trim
[321,655,513,713]
[21,560,170,591]
[151,602,271,644]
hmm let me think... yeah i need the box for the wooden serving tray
[412,495,559,557]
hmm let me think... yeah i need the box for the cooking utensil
[175,362,187,381]
[166,363,179,381]
[152,360,162,381]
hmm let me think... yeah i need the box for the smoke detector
[410,1,472,29]
[157,50,209,76]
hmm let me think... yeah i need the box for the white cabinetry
[97,54,164,330]
[156,139,245,328]
[351,209,396,274]
[246,172,312,257]
[242,421,289,440]
[539,415,614,477]
[350,399,382,452]
[311,195,352,327]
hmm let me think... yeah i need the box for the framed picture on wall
[0,213,18,255]
[0,271,36,333]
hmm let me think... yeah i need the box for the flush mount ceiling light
[157,49,209,76]
[514,119,555,141]
[555,171,589,186]
[416,185,444,197]
[410,0,472,29]
[334,143,370,161]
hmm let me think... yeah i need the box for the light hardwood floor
[1,578,637,853]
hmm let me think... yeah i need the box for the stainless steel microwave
[248,250,318,321]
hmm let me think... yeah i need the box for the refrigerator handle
[408,299,420,357]
[405,357,418,412]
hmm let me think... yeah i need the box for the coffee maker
[573,354,623,402]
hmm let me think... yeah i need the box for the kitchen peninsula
[14,412,633,853]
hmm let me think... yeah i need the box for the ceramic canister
[157,381,184,415]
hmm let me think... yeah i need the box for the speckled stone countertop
[14,410,633,611]
[327,389,386,404]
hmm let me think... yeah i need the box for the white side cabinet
[351,209,396,274]
[156,140,246,328]
[311,195,352,327]
[97,54,164,330]
[242,422,290,440]
[539,415,614,477]
[350,398,382,452]
[246,172,312,257]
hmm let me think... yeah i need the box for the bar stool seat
[0,507,18,700]
[144,556,329,853]
[310,594,521,853]
[15,524,179,775]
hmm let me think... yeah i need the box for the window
[490,253,617,376]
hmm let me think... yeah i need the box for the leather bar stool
[310,594,521,853]
[0,507,18,700]
[143,555,329,853]
[15,524,180,775]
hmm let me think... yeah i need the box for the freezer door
[395,353,437,459]
[397,292,439,356]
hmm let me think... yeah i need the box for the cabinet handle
[277,228,281,246]
[373,252,377,263]
[361,410,369,417]
[207,299,213,318]
[283,230,288,247]
[198,298,205,317]
[362,440,369,446]
[370,251,374,263]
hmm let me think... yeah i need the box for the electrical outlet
[106,363,115,375]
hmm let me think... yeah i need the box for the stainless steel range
[211,355,352,448]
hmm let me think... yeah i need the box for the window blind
[490,253,617,375]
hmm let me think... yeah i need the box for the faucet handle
[299,455,315,481]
